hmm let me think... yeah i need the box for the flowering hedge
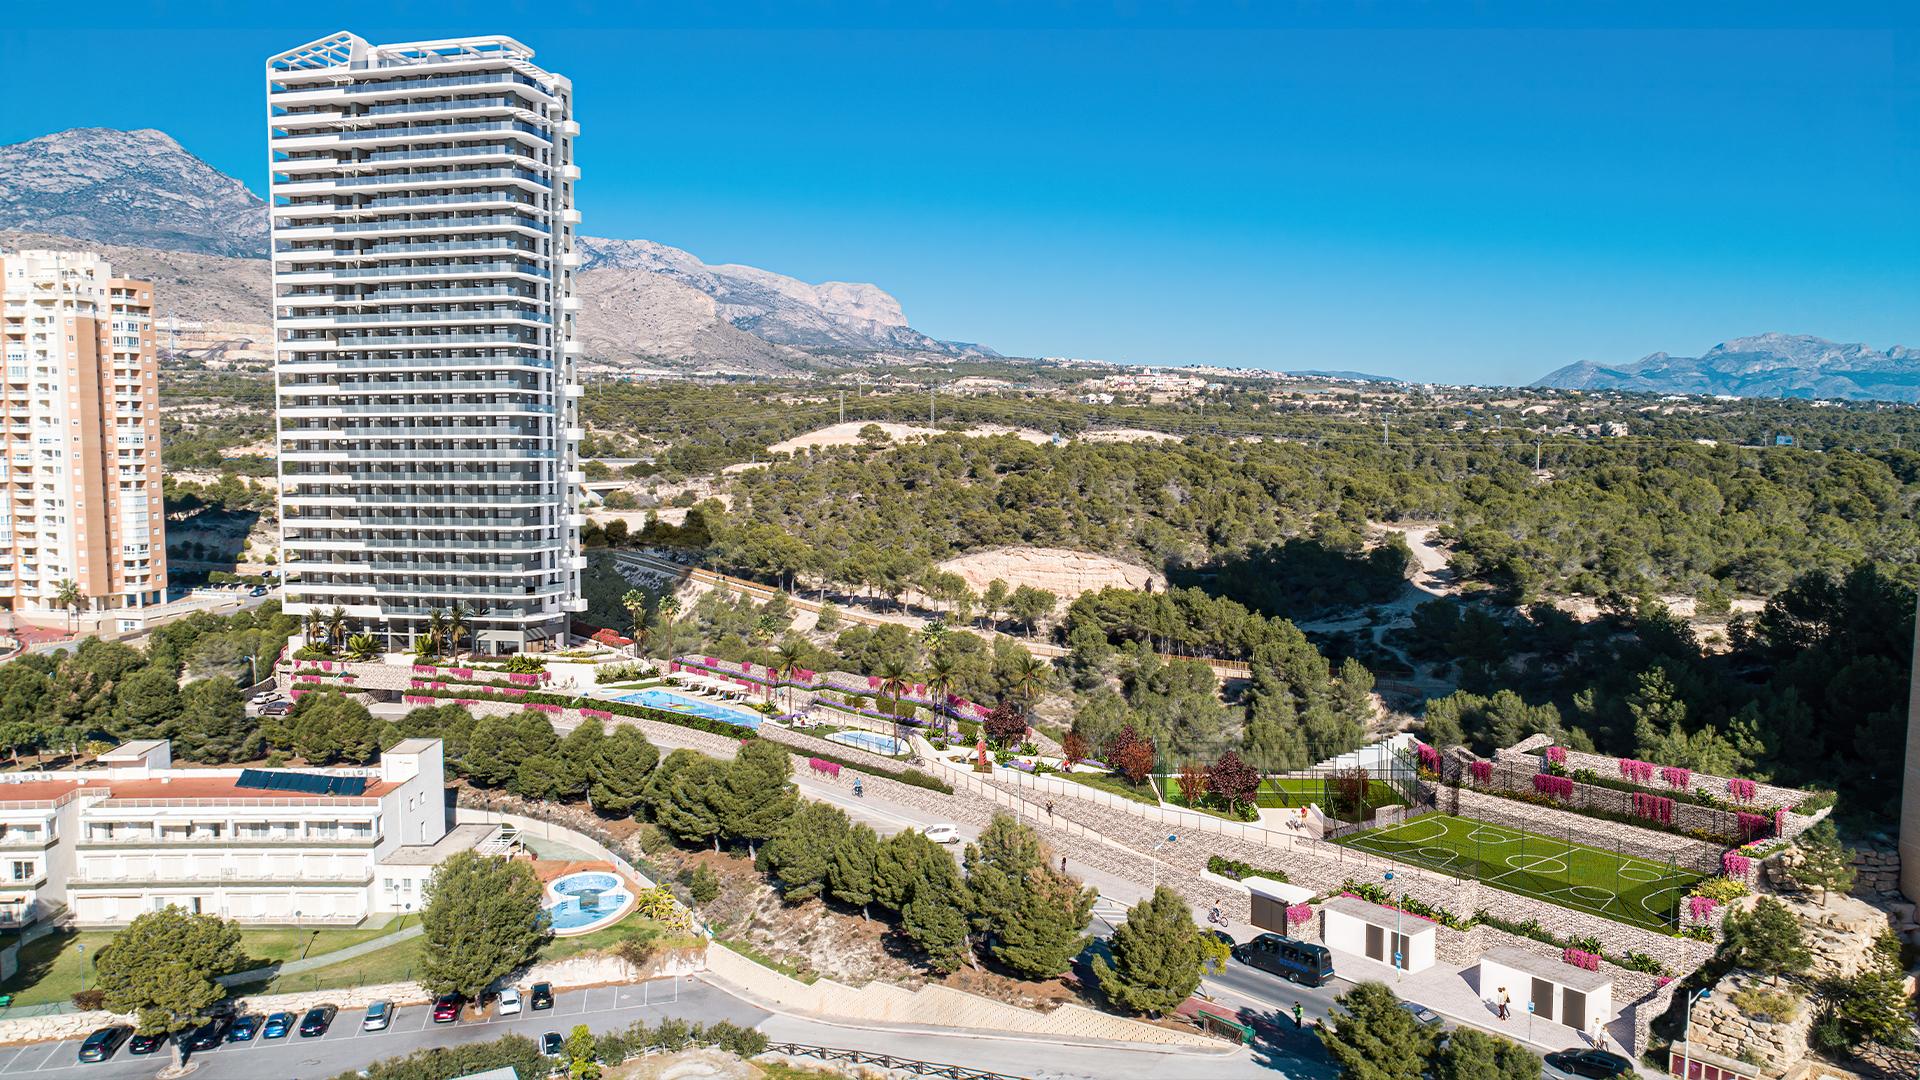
[1727,778,1757,802]
[1544,746,1566,765]
[1469,760,1493,784]
[1660,766,1692,791]
[1618,758,1655,784]
[807,757,842,779]
[1721,852,1751,879]
[1736,812,1774,842]
[1532,773,1574,799]
[1415,742,1440,772]
[579,709,612,722]
[1562,947,1601,971]
[1285,903,1313,927]
[1686,895,1718,922]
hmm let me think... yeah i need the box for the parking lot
[0,978,765,1079]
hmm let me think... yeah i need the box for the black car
[77,1026,131,1063]
[1232,932,1336,987]
[541,1031,564,1057]
[127,1031,167,1056]
[530,981,553,1010]
[225,1014,262,1042]
[297,1004,337,1037]
[183,1018,228,1052]
[1544,1048,1634,1079]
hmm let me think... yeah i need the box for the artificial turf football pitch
[1332,813,1705,930]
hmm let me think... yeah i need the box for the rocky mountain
[0,129,269,258]
[0,128,991,369]
[1534,333,1920,402]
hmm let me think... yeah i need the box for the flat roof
[385,738,438,755]
[1243,876,1315,904]
[1478,945,1612,992]
[98,740,167,761]
[381,823,496,865]
[0,780,90,807]
[99,777,396,803]
[1321,895,1438,936]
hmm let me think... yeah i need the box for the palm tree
[620,589,649,657]
[302,607,327,650]
[773,639,807,713]
[1005,652,1051,717]
[925,651,959,728]
[875,656,914,738]
[444,600,471,658]
[324,607,349,651]
[424,609,448,660]
[919,618,949,652]
[51,580,81,632]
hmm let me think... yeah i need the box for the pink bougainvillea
[1686,895,1718,922]
[1727,778,1757,802]
[807,757,842,779]
[580,709,612,722]
[1656,976,1674,989]
[1562,947,1601,971]
[1632,792,1675,825]
[1722,853,1752,879]
[1544,746,1567,765]
[1660,766,1692,791]
[1533,773,1574,799]
[1470,760,1493,784]
[1286,903,1313,927]
[1618,758,1655,783]
[1737,812,1772,843]
[1416,742,1440,773]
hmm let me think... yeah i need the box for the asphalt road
[1,978,761,1080]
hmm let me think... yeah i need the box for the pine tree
[899,845,972,973]
[462,715,519,787]
[419,852,550,1000]
[653,755,730,850]
[585,724,658,816]
[171,678,261,763]
[829,823,881,918]
[1318,981,1440,1080]
[1243,693,1309,773]
[875,830,944,913]
[722,740,797,856]
[94,906,245,1065]
[1432,1027,1539,1080]
[1785,820,1857,905]
[112,665,183,739]
[962,814,1095,978]
[1720,897,1812,975]
[758,802,850,903]
[643,749,702,816]
[1091,886,1206,1015]
[1829,932,1917,1049]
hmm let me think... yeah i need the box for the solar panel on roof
[235,769,367,797]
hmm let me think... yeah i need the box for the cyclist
[852,778,864,798]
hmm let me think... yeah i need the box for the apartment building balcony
[70,868,375,887]
[274,239,544,264]
[272,166,550,195]
[274,214,552,241]
[277,308,549,331]
[285,536,564,554]
[278,287,543,310]
[361,94,542,118]
[270,69,552,104]
[274,261,549,286]
[271,119,552,151]
[292,579,570,600]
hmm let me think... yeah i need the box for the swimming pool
[614,688,762,728]
[545,870,636,935]
[825,729,908,756]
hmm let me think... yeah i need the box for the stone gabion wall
[1445,785,1725,875]
[1471,756,1754,849]
[1686,972,1813,1078]
[1547,745,1808,813]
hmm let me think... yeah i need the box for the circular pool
[545,869,636,936]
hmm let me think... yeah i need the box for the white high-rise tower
[266,33,585,654]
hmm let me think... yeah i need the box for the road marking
[31,1042,70,1071]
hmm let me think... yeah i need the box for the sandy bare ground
[766,421,1053,455]
[935,546,1165,606]
[1077,427,1183,443]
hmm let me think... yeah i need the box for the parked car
[530,982,553,1010]
[249,586,269,596]
[432,993,463,1023]
[261,1012,295,1039]
[362,1001,394,1031]
[1544,1049,1634,1079]
[298,1004,337,1037]
[1398,1001,1445,1031]
[923,824,961,844]
[1231,932,1336,987]
[225,1014,261,1042]
[260,701,292,716]
[498,987,522,1016]
[127,1032,167,1056]
[541,1032,564,1057]
[77,1026,131,1063]
[183,1018,228,1051]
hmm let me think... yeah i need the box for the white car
[497,988,522,1016]
[361,1001,393,1032]
[923,824,961,844]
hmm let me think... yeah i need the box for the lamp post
[1384,869,1403,978]
[1678,988,1712,1080]
[76,942,85,994]
[1150,834,1177,888]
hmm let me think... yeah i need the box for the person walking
[1292,1001,1304,1029]
[1497,988,1511,1021]
[1045,799,1055,817]
[1060,854,1068,873]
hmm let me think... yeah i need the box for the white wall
[1478,956,1612,1033]
[1323,908,1436,974]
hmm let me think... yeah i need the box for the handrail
[764,1043,1031,1080]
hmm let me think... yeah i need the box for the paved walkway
[219,922,424,987]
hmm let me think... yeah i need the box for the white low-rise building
[0,737,481,928]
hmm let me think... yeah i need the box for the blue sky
[3,2,1915,383]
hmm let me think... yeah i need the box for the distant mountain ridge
[1533,333,1920,402]
[0,127,990,368]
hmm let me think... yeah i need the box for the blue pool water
[826,729,908,756]
[546,871,634,932]
[615,688,762,728]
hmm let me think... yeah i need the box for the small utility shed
[1244,876,1315,935]
[1319,894,1437,973]
[1477,946,1612,1034]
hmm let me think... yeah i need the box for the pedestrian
[1591,1017,1608,1051]
[1292,1001,1303,1029]
[1497,988,1511,1020]
[1046,799,1055,817]
[1060,854,1068,873]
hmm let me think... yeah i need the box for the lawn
[1156,775,1407,818]
[1331,813,1706,931]
[1058,770,1161,804]
[0,920,412,1007]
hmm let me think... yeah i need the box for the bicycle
[1208,906,1228,927]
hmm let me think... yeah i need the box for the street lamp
[1385,869,1403,978]
[1678,988,1712,1080]
[76,943,85,994]
[1150,834,1177,887]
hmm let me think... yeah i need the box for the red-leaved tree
[984,700,1027,746]
[1061,731,1089,767]
[1208,750,1260,809]
[1105,726,1157,784]
[1175,762,1208,806]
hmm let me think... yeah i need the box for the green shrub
[1208,855,1288,883]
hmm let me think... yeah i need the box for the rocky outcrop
[1686,973,1814,1078]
